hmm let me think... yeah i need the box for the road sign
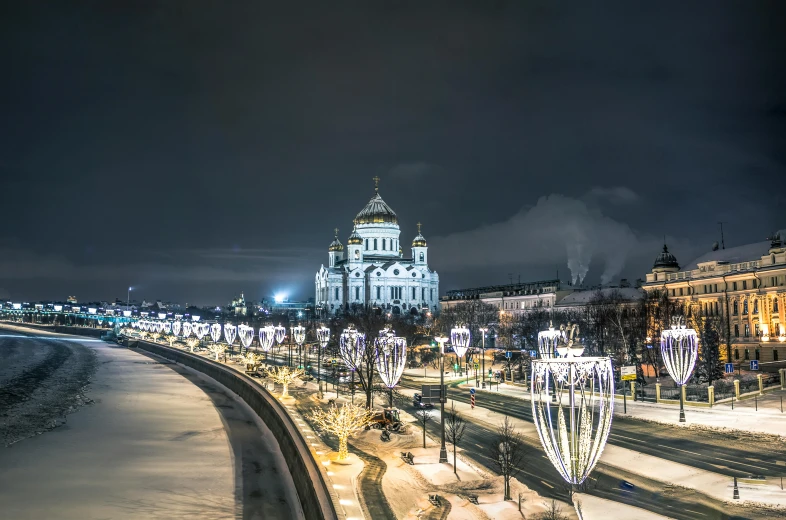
[750,360,759,371]
[470,394,475,409]
[621,365,636,381]
[474,362,479,369]
[505,351,512,359]
[421,384,446,405]
[725,363,735,374]
[469,388,476,395]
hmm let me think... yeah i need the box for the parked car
[412,393,434,409]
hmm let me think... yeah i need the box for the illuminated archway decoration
[531,326,613,486]
[274,324,286,346]
[293,325,306,346]
[374,329,407,390]
[172,320,182,337]
[162,322,172,335]
[182,322,193,338]
[195,323,207,340]
[339,325,366,371]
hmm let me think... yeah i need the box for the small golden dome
[328,228,344,252]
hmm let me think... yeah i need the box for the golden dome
[412,222,427,247]
[354,192,398,225]
[347,227,363,245]
[328,228,344,252]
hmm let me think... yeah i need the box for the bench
[400,451,415,465]
[467,495,479,505]
[428,494,440,506]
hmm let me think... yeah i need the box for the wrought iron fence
[685,385,709,402]
[762,374,780,389]
[713,380,735,401]
[659,386,680,400]
[739,378,760,395]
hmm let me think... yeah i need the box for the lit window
[744,324,750,337]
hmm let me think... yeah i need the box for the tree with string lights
[267,366,304,398]
[310,403,375,461]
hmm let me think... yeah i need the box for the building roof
[556,287,644,306]
[354,192,398,225]
[681,240,770,271]
[653,244,679,270]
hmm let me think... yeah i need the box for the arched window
[419,252,424,262]
[753,300,759,314]
[733,301,738,315]
[374,238,378,250]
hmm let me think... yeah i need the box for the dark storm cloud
[0,1,783,302]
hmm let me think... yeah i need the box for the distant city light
[274,294,286,303]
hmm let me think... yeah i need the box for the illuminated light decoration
[224,324,237,346]
[274,324,286,346]
[192,316,201,322]
[310,403,376,461]
[195,323,207,340]
[317,326,331,349]
[122,310,131,317]
[210,323,222,343]
[186,337,199,352]
[374,329,407,391]
[239,325,255,349]
[267,366,304,398]
[158,313,166,320]
[89,308,97,314]
[779,324,786,343]
[259,326,276,352]
[172,320,182,337]
[450,325,471,360]
[162,322,172,334]
[54,305,63,312]
[538,323,564,359]
[208,341,226,361]
[150,332,161,342]
[531,324,614,486]
[97,317,103,325]
[141,320,150,332]
[157,321,166,334]
[182,322,193,338]
[293,325,306,346]
[660,316,698,423]
[339,325,366,371]
[761,324,770,342]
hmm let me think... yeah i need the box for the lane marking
[540,480,554,489]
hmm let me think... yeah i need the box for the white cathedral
[315,178,439,316]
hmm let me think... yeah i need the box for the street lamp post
[451,326,471,387]
[317,326,330,397]
[127,287,132,312]
[660,317,698,423]
[479,327,487,387]
[435,335,449,463]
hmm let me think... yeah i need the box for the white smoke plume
[430,190,639,285]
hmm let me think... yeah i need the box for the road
[399,377,786,480]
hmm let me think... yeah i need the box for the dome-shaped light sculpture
[182,322,193,338]
[375,327,407,406]
[210,323,222,343]
[274,324,286,349]
[172,320,182,337]
[316,326,331,396]
[531,324,614,487]
[538,322,564,359]
[224,323,237,347]
[239,324,255,351]
[660,316,698,423]
[451,325,471,378]
[163,322,172,335]
[259,326,275,352]
[340,325,366,401]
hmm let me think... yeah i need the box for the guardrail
[132,339,340,520]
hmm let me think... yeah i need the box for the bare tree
[444,403,467,476]
[537,500,570,520]
[489,416,525,500]
[414,408,433,448]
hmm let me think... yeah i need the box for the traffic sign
[750,360,759,371]
[621,365,636,381]
[469,388,476,395]
[725,363,734,374]
[505,351,512,359]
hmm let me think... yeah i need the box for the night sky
[2,2,784,305]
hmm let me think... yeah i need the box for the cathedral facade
[315,179,439,316]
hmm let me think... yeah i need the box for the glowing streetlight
[292,324,306,369]
[531,324,614,487]
[660,316,698,423]
[479,327,488,385]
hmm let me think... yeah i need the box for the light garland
[660,316,698,423]
[317,326,331,349]
[172,320,182,337]
[182,322,193,338]
[208,342,226,361]
[267,366,304,398]
[224,324,237,346]
[259,326,276,352]
[374,330,407,389]
[239,324,254,349]
[339,325,366,371]
[531,325,613,486]
[293,325,306,346]
[274,324,286,346]
[451,325,471,360]
[162,322,172,335]
[210,323,222,343]
[195,322,207,340]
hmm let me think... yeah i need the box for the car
[412,393,434,409]
[619,480,635,491]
